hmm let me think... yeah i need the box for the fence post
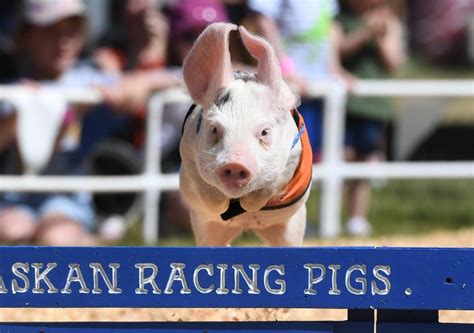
[319,81,348,238]
[143,94,165,244]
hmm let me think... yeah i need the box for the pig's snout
[218,162,252,188]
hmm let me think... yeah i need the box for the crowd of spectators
[1,0,464,245]
[0,0,231,245]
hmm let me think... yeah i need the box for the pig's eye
[208,125,223,145]
[259,128,272,147]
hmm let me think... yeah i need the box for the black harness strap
[221,200,246,221]
[181,104,197,136]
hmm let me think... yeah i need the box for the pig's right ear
[183,23,237,108]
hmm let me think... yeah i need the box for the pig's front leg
[190,213,243,246]
[181,162,229,214]
[254,205,306,246]
[240,188,274,212]
[198,182,229,213]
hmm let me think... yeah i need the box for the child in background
[247,0,346,162]
[0,0,109,245]
[94,0,180,116]
[89,0,180,154]
[335,0,404,236]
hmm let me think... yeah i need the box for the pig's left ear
[183,23,237,108]
[239,26,297,111]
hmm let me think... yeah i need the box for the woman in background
[335,0,404,236]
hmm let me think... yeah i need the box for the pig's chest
[220,209,289,229]
[227,212,265,229]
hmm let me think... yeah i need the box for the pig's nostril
[219,163,252,187]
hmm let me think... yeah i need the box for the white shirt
[248,0,338,81]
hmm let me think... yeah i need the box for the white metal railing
[0,80,473,243]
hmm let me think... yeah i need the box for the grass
[306,179,474,236]
[119,179,474,246]
[367,179,474,235]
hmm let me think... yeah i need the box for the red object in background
[169,0,228,39]
[409,0,473,64]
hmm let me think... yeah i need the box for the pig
[179,23,313,246]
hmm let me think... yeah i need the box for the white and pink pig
[179,23,312,246]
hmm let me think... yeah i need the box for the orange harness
[265,109,313,207]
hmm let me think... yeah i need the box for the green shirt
[337,13,394,121]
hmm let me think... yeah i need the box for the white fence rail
[0,80,473,243]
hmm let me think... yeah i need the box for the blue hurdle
[0,246,472,332]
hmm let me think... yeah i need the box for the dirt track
[1,227,472,323]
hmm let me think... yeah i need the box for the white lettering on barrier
[0,262,393,297]
[12,263,29,294]
[90,263,122,294]
[304,263,392,296]
[304,263,326,295]
[193,264,214,294]
[164,263,192,294]
[372,265,391,295]
[328,264,342,295]
[232,264,260,295]
[135,263,161,294]
[0,275,7,294]
[32,263,58,294]
[263,265,286,295]
[346,265,367,295]
[61,264,90,294]
[216,264,229,295]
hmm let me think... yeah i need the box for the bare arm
[336,20,375,61]
[330,23,357,88]
[375,12,404,72]
[98,69,180,112]
[337,8,404,73]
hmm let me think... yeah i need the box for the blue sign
[0,247,472,310]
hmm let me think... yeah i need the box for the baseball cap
[23,0,86,27]
[169,0,228,38]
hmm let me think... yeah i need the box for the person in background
[247,0,348,162]
[335,0,404,236]
[80,0,182,240]
[85,0,180,155]
[246,0,354,239]
[95,0,169,73]
[94,0,179,115]
[0,0,107,246]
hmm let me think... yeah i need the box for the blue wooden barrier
[0,246,472,332]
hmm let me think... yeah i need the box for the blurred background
[0,0,472,246]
